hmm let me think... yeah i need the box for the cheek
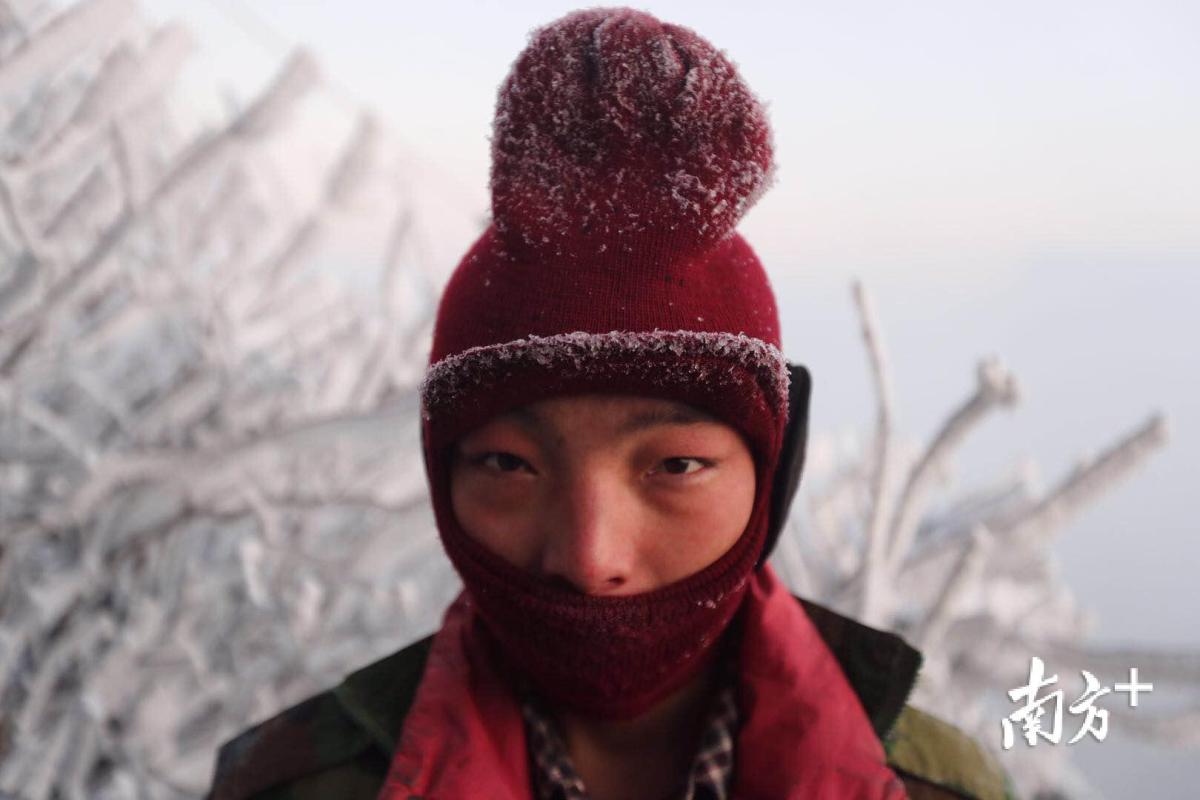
[644,466,758,581]
[449,472,542,570]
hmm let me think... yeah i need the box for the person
[207,7,1014,800]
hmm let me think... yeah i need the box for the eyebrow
[503,403,716,438]
[617,405,717,435]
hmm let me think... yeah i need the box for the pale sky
[147,0,1200,280]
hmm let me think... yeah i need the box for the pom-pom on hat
[419,7,791,720]
[491,6,775,260]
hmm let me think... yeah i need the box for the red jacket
[207,567,1013,800]
[379,564,909,799]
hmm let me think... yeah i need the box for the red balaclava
[420,7,790,720]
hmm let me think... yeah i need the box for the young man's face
[449,394,757,596]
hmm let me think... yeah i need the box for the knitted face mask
[422,377,784,719]
[420,7,789,719]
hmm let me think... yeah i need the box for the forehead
[473,394,721,438]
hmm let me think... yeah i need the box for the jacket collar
[796,596,922,739]
[335,587,921,759]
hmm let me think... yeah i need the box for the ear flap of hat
[759,363,812,568]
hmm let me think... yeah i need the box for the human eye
[475,451,534,474]
[654,457,712,476]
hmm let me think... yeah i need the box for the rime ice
[489,8,775,258]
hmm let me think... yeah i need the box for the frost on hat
[422,6,788,451]
[491,7,775,260]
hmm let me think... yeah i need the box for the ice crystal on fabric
[421,329,789,419]
[489,8,776,257]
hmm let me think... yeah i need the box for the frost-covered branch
[0,4,469,796]
[851,279,898,625]
[771,281,1184,800]
[886,358,1019,569]
[1001,413,1168,546]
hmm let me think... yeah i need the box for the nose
[538,470,633,595]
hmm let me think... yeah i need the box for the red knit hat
[420,7,790,719]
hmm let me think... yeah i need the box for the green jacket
[207,595,1016,800]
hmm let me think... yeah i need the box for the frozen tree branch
[769,283,1186,798]
[0,51,319,377]
[28,23,194,169]
[0,4,470,796]
[1000,413,1168,546]
[886,357,1019,569]
[850,279,898,626]
[0,0,136,97]
[915,524,994,654]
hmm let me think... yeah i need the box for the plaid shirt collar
[519,671,738,800]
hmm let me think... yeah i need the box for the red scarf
[378,564,908,799]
